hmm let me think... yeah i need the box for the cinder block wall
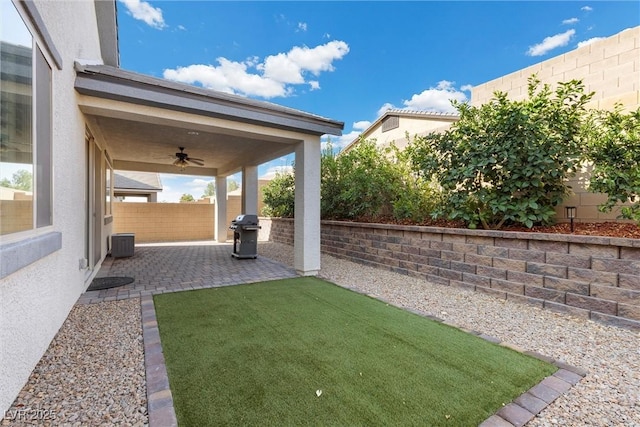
[472,27,640,111]
[267,218,640,329]
[472,26,640,223]
[113,202,214,242]
[263,217,294,246]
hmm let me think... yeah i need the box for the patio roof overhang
[74,62,344,177]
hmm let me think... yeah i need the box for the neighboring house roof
[114,171,162,191]
[342,109,459,153]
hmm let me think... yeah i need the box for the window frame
[104,151,113,221]
[0,0,59,271]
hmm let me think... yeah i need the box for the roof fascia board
[94,0,119,67]
[75,65,344,136]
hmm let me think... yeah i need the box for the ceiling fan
[172,147,204,170]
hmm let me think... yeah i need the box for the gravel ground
[3,243,638,426]
[1,299,147,427]
[259,242,640,427]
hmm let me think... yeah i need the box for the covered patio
[75,62,343,276]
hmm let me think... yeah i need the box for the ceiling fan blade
[187,158,204,166]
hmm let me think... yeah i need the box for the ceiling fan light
[174,158,188,171]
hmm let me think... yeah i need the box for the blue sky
[113,0,639,202]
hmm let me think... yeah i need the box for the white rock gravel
[259,242,640,427]
[2,299,147,427]
[3,243,638,426]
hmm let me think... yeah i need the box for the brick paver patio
[77,241,297,304]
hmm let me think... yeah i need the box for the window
[381,115,399,132]
[0,0,52,236]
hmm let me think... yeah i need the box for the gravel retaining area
[2,299,146,426]
[2,242,638,426]
[260,242,640,427]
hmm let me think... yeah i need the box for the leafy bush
[321,139,401,220]
[261,171,295,217]
[584,106,640,222]
[262,140,441,222]
[408,76,593,229]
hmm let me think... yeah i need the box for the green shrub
[584,106,640,222]
[408,76,593,229]
[261,171,295,217]
[321,139,401,220]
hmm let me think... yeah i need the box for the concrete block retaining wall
[266,218,640,329]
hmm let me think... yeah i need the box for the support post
[241,165,258,215]
[294,137,321,276]
[215,175,227,243]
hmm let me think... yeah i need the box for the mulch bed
[349,217,640,239]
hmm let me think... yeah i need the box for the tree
[201,179,240,198]
[584,106,640,222]
[202,182,215,198]
[180,193,195,202]
[0,169,32,191]
[227,180,239,192]
[408,76,593,229]
[261,172,295,217]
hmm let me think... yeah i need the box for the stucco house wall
[0,1,109,412]
[472,26,640,223]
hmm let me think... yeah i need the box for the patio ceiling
[75,63,344,177]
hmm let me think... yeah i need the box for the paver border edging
[141,295,178,427]
[335,283,588,427]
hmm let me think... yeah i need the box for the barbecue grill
[229,214,260,259]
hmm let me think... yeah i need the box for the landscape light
[565,206,577,232]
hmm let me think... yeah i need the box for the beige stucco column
[294,137,321,276]
[215,175,228,243]
[241,165,259,215]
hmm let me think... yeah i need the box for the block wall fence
[264,218,640,329]
[112,190,266,243]
[471,26,640,223]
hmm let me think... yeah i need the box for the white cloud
[581,6,593,12]
[262,41,349,78]
[119,0,166,29]
[152,175,216,202]
[297,22,308,32]
[562,17,579,25]
[527,29,575,56]
[353,121,371,131]
[401,80,468,113]
[376,103,395,117]
[177,25,186,31]
[163,40,349,98]
[261,165,294,179]
[324,130,362,150]
[163,61,290,97]
[460,84,473,92]
[577,37,606,48]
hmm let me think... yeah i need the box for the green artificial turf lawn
[154,277,556,426]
